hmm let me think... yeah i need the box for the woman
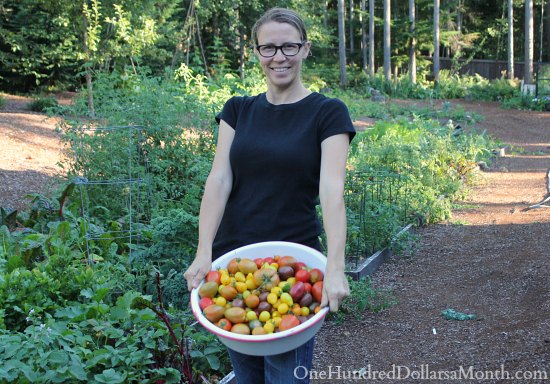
[184,7,355,384]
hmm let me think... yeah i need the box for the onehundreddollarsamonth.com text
[294,364,548,381]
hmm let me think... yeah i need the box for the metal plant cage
[344,170,410,270]
[70,124,152,262]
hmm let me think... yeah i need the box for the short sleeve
[215,96,241,129]
[317,98,356,144]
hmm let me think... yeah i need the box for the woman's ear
[303,41,312,59]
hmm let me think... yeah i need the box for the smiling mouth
[271,67,290,73]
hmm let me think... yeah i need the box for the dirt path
[0,93,73,211]
[1,94,549,383]
[313,100,550,383]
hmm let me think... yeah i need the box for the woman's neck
[266,83,311,105]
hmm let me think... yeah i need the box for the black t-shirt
[212,92,356,258]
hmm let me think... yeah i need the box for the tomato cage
[343,170,411,275]
[68,124,152,264]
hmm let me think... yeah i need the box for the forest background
[1,0,550,93]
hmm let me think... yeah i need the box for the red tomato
[254,258,264,269]
[303,282,312,293]
[309,268,324,283]
[311,281,323,303]
[199,297,214,311]
[216,318,232,331]
[294,269,310,283]
[205,271,221,285]
[263,257,274,265]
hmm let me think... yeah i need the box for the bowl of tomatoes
[190,241,329,356]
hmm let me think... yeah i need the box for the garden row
[0,66,498,383]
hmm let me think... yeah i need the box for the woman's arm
[319,133,351,312]
[184,120,235,290]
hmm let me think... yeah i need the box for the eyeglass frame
[254,41,307,58]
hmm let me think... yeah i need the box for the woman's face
[255,21,310,91]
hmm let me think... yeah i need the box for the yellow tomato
[234,272,246,282]
[220,274,231,286]
[286,277,296,286]
[270,286,282,296]
[245,279,257,290]
[277,303,289,314]
[267,293,278,305]
[280,292,293,306]
[242,290,250,299]
[246,311,258,321]
[271,316,282,328]
[235,282,247,293]
[270,262,279,270]
[259,311,271,322]
[214,296,227,306]
[263,322,275,334]
[301,307,310,316]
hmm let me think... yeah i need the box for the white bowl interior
[190,241,329,356]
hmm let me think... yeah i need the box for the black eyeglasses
[255,42,305,58]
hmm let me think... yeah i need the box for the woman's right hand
[184,254,212,291]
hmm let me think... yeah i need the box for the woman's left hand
[320,270,350,312]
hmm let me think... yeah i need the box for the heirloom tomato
[278,255,297,269]
[237,258,258,274]
[279,314,300,331]
[231,323,251,335]
[253,268,280,291]
[219,285,238,301]
[311,281,323,303]
[216,318,232,331]
[294,269,310,283]
[309,268,324,283]
[199,297,214,311]
[205,271,221,285]
[199,281,218,298]
[203,304,225,322]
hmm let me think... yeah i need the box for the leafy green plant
[329,276,396,325]
[29,95,59,112]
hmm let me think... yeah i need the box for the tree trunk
[81,3,95,119]
[383,0,391,81]
[338,0,348,86]
[369,0,375,77]
[508,0,514,79]
[350,0,354,65]
[546,1,550,62]
[361,0,368,72]
[433,0,440,85]
[524,0,533,84]
[409,0,416,84]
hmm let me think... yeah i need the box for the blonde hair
[251,8,308,45]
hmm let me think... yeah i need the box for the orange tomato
[219,285,238,301]
[279,314,300,331]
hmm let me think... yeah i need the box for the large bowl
[190,241,329,356]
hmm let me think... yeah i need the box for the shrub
[29,95,59,112]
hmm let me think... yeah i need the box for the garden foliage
[0,65,497,382]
